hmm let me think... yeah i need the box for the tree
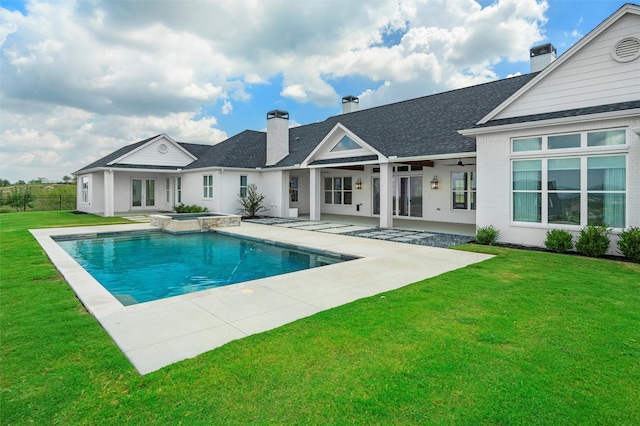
[0,179,10,187]
[237,183,267,218]
[62,175,72,184]
[7,187,34,212]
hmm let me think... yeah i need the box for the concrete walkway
[32,222,492,375]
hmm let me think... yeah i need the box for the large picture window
[203,175,213,199]
[324,177,352,205]
[548,158,580,225]
[511,128,627,228]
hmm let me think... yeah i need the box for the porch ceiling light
[430,176,439,190]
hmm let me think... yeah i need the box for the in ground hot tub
[150,212,241,232]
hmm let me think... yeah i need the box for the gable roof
[75,72,537,173]
[477,3,640,125]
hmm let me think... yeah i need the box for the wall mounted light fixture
[355,178,363,190]
[430,176,439,190]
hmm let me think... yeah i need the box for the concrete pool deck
[31,222,493,375]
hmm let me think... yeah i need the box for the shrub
[238,183,267,218]
[575,225,610,258]
[617,227,640,261]
[544,229,573,253]
[173,203,208,213]
[6,187,34,212]
[476,225,499,246]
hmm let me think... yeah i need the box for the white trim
[460,109,640,137]
[107,134,197,165]
[301,123,384,167]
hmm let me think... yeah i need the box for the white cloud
[221,100,233,115]
[0,0,550,181]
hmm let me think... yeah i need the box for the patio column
[309,168,321,221]
[103,169,114,217]
[379,162,393,228]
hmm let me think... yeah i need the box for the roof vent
[611,37,640,63]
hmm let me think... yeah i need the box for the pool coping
[31,222,493,375]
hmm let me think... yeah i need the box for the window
[331,135,361,152]
[513,137,541,152]
[324,177,352,205]
[513,160,542,222]
[452,172,476,210]
[81,177,89,204]
[587,129,625,147]
[176,177,182,203]
[289,177,299,203]
[166,178,171,203]
[549,134,580,150]
[240,175,248,198]
[513,129,626,152]
[203,175,213,199]
[548,158,580,224]
[587,156,625,228]
[511,128,627,228]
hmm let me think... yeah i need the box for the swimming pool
[55,231,355,306]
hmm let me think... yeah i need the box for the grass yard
[1,211,639,425]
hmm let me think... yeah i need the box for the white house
[75,3,640,250]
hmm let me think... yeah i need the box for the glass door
[131,179,155,209]
[372,176,422,217]
[145,179,155,207]
[397,176,422,217]
[132,179,142,208]
[410,176,423,217]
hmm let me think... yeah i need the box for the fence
[0,195,77,212]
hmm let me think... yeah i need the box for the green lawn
[2,211,639,425]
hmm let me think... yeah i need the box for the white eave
[107,133,197,166]
[459,108,640,137]
[301,123,383,167]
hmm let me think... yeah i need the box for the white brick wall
[477,116,640,253]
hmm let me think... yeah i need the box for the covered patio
[116,212,476,237]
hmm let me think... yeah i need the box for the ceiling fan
[446,159,476,167]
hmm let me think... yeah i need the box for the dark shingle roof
[271,72,538,167]
[476,100,640,128]
[76,73,540,172]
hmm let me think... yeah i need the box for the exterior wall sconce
[430,176,439,190]
[355,178,363,190]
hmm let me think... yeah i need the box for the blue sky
[0,0,627,182]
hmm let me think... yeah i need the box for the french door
[131,179,156,209]
[373,176,423,217]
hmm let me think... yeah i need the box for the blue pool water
[55,231,353,306]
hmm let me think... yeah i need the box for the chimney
[530,43,557,72]
[342,95,359,114]
[266,110,289,166]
